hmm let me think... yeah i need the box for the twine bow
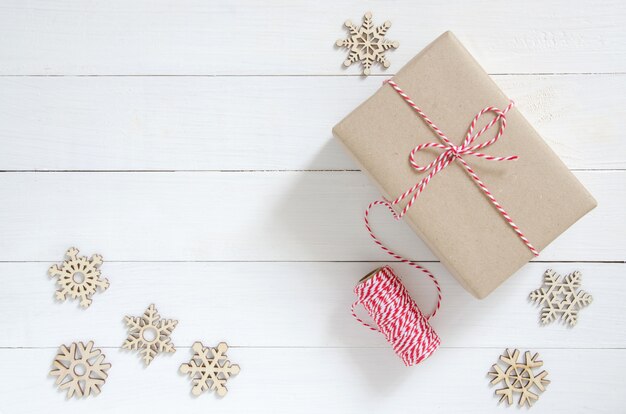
[380,79,539,256]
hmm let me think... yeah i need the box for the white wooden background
[0,1,625,412]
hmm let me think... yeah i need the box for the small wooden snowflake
[530,269,593,326]
[180,342,240,397]
[335,12,399,76]
[122,304,178,365]
[488,349,550,407]
[48,247,109,308]
[49,341,111,399]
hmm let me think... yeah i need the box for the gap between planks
[0,168,624,172]
[0,73,625,77]
[0,260,624,263]
[3,346,625,350]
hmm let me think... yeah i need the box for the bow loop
[409,142,449,172]
[463,104,513,151]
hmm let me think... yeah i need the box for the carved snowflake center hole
[73,362,87,376]
[509,367,531,388]
[142,327,158,342]
[72,271,85,283]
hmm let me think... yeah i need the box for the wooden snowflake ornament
[122,304,178,365]
[335,12,399,75]
[530,269,593,326]
[180,341,240,397]
[488,349,550,407]
[48,247,109,308]
[49,341,111,399]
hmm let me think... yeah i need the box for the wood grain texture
[0,262,622,348]
[0,74,623,171]
[0,0,624,75]
[0,171,621,262]
[0,348,623,413]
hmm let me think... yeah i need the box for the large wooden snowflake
[180,341,240,397]
[48,247,109,308]
[335,12,399,76]
[488,349,550,407]
[122,304,178,365]
[530,269,593,326]
[49,341,111,399]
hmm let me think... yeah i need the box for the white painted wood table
[0,1,624,412]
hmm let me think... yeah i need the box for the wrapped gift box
[332,31,597,298]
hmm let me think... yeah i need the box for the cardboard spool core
[359,267,383,284]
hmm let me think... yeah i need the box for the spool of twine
[352,266,440,366]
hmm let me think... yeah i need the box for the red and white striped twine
[352,80,539,365]
[378,79,538,256]
[352,266,440,366]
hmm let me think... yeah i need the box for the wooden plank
[0,0,624,75]
[0,75,623,171]
[0,171,621,262]
[0,262,622,348]
[0,347,622,412]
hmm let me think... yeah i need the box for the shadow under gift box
[332,31,596,299]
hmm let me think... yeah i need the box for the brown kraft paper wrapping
[332,31,597,299]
